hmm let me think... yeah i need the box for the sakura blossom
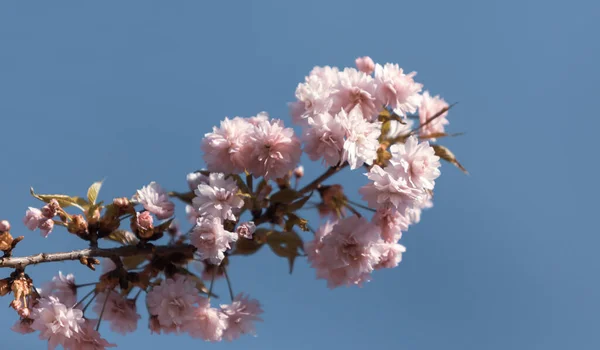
[38,218,55,238]
[374,242,406,269]
[419,90,450,140]
[186,204,201,224]
[372,204,410,243]
[389,136,441,190]
[93,291,140,335]
[191,216,237,265]
[374,63,423,117]
[355,56,375,75]
[201,117,253,174]
[23,207,43,231]
[192,173,245,221]
[337,108,381,169]
[186,298,227,342]
[245,118,302,180]
[31,296,85,350]
[63,319,116,350]
[220,293,263,341]
[359,164,424,213]
[187,172,209,191]
[146,275,200,332]
[236,221,256,239]
[332,68,379,121]
[11,318,35,334]
[132,182,175,220]
[302,112,345,167]
[41,272,77,307]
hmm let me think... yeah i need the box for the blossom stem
[81,292,97,314]
[96,288,112,331]
[208,268,216,302]
[346,199,376,213]
[298,163,348,195]
[345,204,362,218]
[75,282,98,289]
[223,267,235,301]
[73,288,96,309]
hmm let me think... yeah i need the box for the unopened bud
[135,212,154,239]
[293,165,304,179]
[68,215,88,236]
[113,197,131,209]
[0,220,11,232]
[41,199,60,218]
[87,208,101,226]
[236,221,256,239]
[38,219,54,238]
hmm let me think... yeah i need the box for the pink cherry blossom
[407,192,434,225]
[332,68,379,121]
[374,63,423,117]
[192,173,245,221]
[132,182,175,220]
[310,216,383,288]
[337,108,381,169]
[93,291,140,335]
[146,275,201,332]
[38,218,55,238]
[247,111,270,125]
[418,90,450,140]
[187,298,227,342]
[374,242,406,269]
[372,204,410,243]
[303,112,346,167]
[187,172,209,191]
[309,65,340,87]
[293,74,335,124]
[191,216,237,265]
[41,272,77,307]
[135,211,154,231]
[31,296,85,350]
[236,221,256,239]
[355,56,375,75]
[63,319,116,350]
[201,117,253,174]
[220,293,263,341]
[41,199,60,218]
[245,118,302,180]
[358,164,423,213]
[390,136,441,190]
[23,207,43,230]
[305,220,336,271]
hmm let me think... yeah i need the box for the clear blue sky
[1,1,598,349]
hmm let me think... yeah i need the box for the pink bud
[355,56,375,74]
[0,220,10,232]
[38,218,54,237]
[236,221,256,239]
[23,208,43,231]
[136,211,154,231]
[41,199,60,218]
[293,165,304,179]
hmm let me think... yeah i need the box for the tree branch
[0,244,197,269]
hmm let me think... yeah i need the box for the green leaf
[287,192,313,212]
[168,191,195,204]
[231,228,270,256]
[432,145,469,174]
[30,188,88,211]
[267,230,304,274]
[154,218,174,234]
[105,230,139,245]
[269,188,300,204]
[87,180,104,204]
[284,213,309,232]
[122,255,146,270]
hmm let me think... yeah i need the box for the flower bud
[236,221,256,239]
[293,165,304,179]
[67,214,88,236]
[113,197,131,210]
[135,212,154,239]
[41,199,60,218]
[38,219,54,238]
[0,220,11,232]
[355,56,375,74]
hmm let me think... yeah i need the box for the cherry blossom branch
[0,244,197,269]
[297,163,348,195]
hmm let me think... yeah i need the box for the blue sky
[1,1,599,349]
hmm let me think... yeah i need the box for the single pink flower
[332,68,379,121]
[11,318,35,334]
[135,211,154,231]
[146,275,201,332]
[418,90,450,140]
[220,293,263,341]
[293,74,335,124]
[374,63,423,117]
[192,173,245,221]
[245,118,302,180]
[23,207,43,231]
[38,218,55,238]
[390,136,441,190]
[336,108,381,169]
[132,182,175,220]
[187,298,227,342]
[31,296,85,350]
[355,56,375,75]
[309,216,382,288]
[41,272,77,307]
[191,216,237,265]
[358,164,423,214]
[201,117,253,174]
[41,199,61,218]
[236,221,256,239]
[93,291,140,335]
[302,112,346,167]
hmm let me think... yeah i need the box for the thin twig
[73,288,96,309]
[298,163,348,195]
[208,268,216,302]
[96,289,112,331]
[223,268,235,302]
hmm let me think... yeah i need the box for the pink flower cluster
[132,182,175,220]
[23,199,61,237]
[202,113,302,180]
[147,275,262,342]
